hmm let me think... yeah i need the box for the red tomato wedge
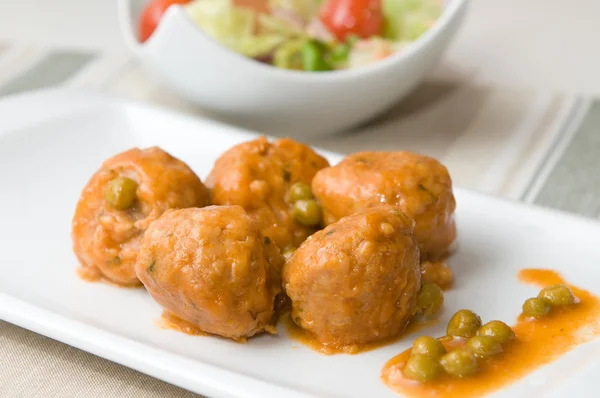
[139,0,192,43]
[319,0,383,41]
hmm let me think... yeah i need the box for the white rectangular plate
[1,90,600,398]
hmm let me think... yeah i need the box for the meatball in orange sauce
[72,147,210,286]
[312,152,456,261]
[206,137,330,252]
[135,206,284,341]
[283,205,421,349]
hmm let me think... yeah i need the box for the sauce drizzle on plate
[381,268,600,397]
[158,311,208,336]
[283,313,438,355]
[420,259,453,290]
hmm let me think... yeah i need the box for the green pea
[440,348,478,378]
[522,297,551,318]
[273,39,305,70]
[446,309,482,338]
[477,320,515,344]
[465,335,502,359]
[301,40,332,72]
[416,283,444,316]
[328,43,350,64]
[105,177,138,210]
[411,336,446,358]
[538,284,576,307]
[402,354,443,383]
[293,199,322,226]
[346,34,361,46]
[288,182,313,202]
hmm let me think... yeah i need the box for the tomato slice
[319,0,383,41]
[139,0,192,43]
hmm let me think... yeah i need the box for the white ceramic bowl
[118,0,468,136]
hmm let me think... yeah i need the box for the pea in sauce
[381,269,600,398]
[283,313,439,355]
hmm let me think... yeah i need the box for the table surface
[1,1,600,397]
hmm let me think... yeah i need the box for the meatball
[206,137,330,251]
[135,206,284,341]
[72,147,210,286]
[312,152,456,260]
[283,205,421,347]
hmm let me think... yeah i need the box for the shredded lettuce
[382,0,442,41]
[272,38,306,70]
[258,13,306,37]
[268,0,324,22]
[185,0,285,57]
[327,42,351,66]
[347,38,406,69]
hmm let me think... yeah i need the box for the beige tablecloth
[1,44,599,397]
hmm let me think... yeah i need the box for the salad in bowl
[139,0,443,71]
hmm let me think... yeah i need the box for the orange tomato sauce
[76,266,104,283]
[381,269,600,397]
[421,259,454,290]
[76,266,142,288]
[157,311,279,343]
[283,312,439,355]
[158,311,208,337]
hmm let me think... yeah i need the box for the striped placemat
[0,43,599,398]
